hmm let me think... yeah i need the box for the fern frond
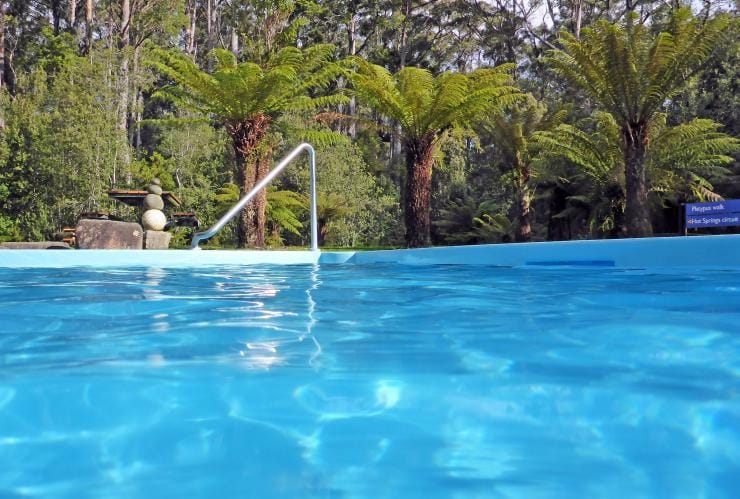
[546,8,731,125]
[148,44,345,126]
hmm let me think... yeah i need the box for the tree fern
[266,189,307,242]
[483,94,567,241]
[148,45,346,248]
[434,193,510,245]
[214,183,308,245]
[545,8,731,237]
[533,112,739,233]
[348,59,522,247]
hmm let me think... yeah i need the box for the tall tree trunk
[399,0,411,68]
[52,0,62,35]
[404,134,435,248]
[0,2,4,129]
[230,26,239,56]
[84,0,93,53]
[135,87,142,149]
[118,0,131,167]
[515,155,532,242]
[622,123,653,237]
[573,0,583,39]
[67,0,77,33]
[226,114,271,248]
[347,12,357,139]
[186,0,197,56]
[0,2,5,93]
[206,0,212,46]
[131,45,142,152]
[393,4,409,197]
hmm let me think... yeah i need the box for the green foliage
[129,153,177,191]
[212,182,308,247]
[533,111,740,233]
[149,44,348,122]
[213,183,241,211]
[669,19,740,137]
[646,115,739,201]
[434,192,511,245]
[0,51,129,240]
[534,112,623,184]
[348,59,524,246]
[546,8,732,235]
[536,112,738,198]
[0,214,21,243]
[349,60,522,141]
[547,8,731,127]
[483,94,568,235]
[285,140,400,247]
[0,3,737,247]
[486,95,567,169]
[267,189,307,239]
[237,0,318,61]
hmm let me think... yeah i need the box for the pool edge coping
[0,234,739,269]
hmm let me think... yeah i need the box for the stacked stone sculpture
[142,178,171,249]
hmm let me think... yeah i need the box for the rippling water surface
[0,264,739,498]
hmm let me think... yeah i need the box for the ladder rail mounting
[190,142,318,250]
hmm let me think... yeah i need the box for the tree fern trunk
[226,114,270,249]
[253,144,272,248]
[404,134,435,248]
[623,123,653,237]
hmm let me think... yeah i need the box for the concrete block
[76,220,143,249]
[144,230,172,249]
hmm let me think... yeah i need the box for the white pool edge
[0,234,739,269]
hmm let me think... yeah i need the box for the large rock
[0,242,70,249]
[144,230,172,249]
[75,220,143,249]
[143,193,165,210]
[142,209,167,231]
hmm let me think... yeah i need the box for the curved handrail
[190,143,318,250]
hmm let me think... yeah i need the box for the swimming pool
[1,237,739,497]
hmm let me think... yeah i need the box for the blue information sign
[685,200,740,228]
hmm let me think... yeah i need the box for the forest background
[0,0,737,248]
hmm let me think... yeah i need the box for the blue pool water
[1,264,739,498]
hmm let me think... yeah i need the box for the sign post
[685,200,740,233]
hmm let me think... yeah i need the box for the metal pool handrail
[190,143,318,250]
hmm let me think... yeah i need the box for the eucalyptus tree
[149,44,345,247]
[349,60,521,247]
[546,8,731,237]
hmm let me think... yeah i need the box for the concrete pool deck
[0,234,738,269]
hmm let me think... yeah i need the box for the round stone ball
[147,184,163,195]
[142,209,167,231]
[151,178,161,186]
[143,193,165,210]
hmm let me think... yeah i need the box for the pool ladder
[190,143,319,250]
